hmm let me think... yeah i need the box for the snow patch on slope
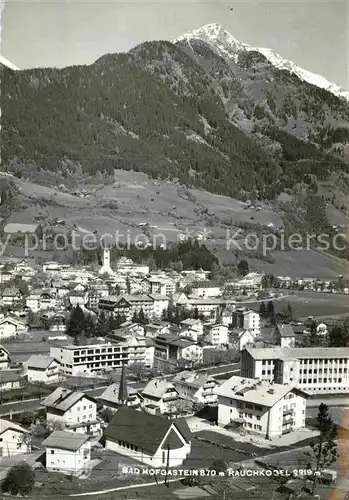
[0,55,19,70]
[174,24,349,103]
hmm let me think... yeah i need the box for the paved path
[70,478,182,497]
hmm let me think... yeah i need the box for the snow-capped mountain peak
[173,24,349,102]
[0,55,20,70]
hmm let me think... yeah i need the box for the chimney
[241,379,245,384]
[268,388,275,394]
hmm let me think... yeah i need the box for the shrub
[2,462,35,496]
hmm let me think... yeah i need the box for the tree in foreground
[237,259,249,276]
[310,403,337,495]
[2,462,35,496]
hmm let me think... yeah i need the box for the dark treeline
[75,239,219,271]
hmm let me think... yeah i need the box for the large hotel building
[241,347,349,394]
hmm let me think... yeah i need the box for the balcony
[283,409,293,416]
[163,395,178,402]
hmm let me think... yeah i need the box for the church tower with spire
[118,364,128,405]
[99,247,113,275]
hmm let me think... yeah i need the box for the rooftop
[0,418,28,436]
[99,382,139,403]
[27,354,57,370]
[42,430,90,451]
[104,407,191,455]
[41,387,96,411]
[172,370,217,388]
[142,379,177,399]
[0,370,23,383]
[246,346,349,360]
[215,376,304,407]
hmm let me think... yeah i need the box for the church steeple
[118,364,128,404]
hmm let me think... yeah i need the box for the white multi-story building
[116,257,149,276]
[190,282,222,299]
[0,419,31,457]
[1,287,23,306]
[232,308,260,337]
[216,376,307,439]
[179,319,203,341]
[141,276,175,296]
[50,343,129,376]
[98,294,168,320]
[241,347,349,394]
[172,371,219,405]
[42,387,101,434]
[42,430,91,476]
[234,272,263,290]
[186,299,223,319]
[106,332,149,366]
[142,379,179,414]
[204,323,229,346]
[26,290,57,313]
[155,335,203,364]
[25,355,60,384]
[0,316,28,339]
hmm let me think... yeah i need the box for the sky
[1,0,348,89]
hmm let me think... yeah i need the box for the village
[0,249,348,499]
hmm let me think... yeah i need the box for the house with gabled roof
[104,407,192,467]
[0,418,31,457]
[0,370,24,391]
[273,324,296,348]
[179,318,203,341]
[25,355,61,384]
[98,382,143,411]
[155,335,203,364]
[1,287,23,306]
[42,430,91,476]
[141,379,179,415]
[172,370,220,405]
[0,316,28,339]
[41,387,102,434]
[145,321,171,338]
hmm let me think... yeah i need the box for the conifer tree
[259,301,266,319]
[310,403,337,494]
[66,305,86,339]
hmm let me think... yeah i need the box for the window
[51,450,55,454]
[162,451,166,463]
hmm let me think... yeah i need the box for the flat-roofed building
[241,347,349,394]
[50,343,129,376]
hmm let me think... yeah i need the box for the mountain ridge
[0,55,20,70]
[1,26,349,201]
[173,23,349,103]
